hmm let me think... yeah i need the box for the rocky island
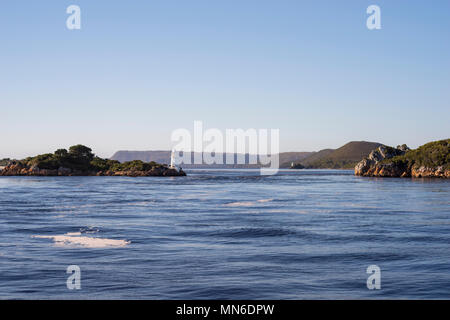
[0,145,186,177]
[355,139,449,178]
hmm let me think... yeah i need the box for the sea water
[0,169,449,299]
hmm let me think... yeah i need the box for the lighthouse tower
[170,149,177,169]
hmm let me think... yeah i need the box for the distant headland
[110,142,382,169]
[0,145,186,177]
[288,141,383,169]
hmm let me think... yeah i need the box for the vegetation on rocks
[380,140,450,171]
[0,158,11,166]
[0,145,186,177]
[355,139,449,178]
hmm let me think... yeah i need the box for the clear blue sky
[1,0,449,158]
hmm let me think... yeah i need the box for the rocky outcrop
[354,145,408,177]
[0,162,186,177]
[102,167,185,177]
[355,143,449,178]
[0,162,92,176]
[411,166,450,178]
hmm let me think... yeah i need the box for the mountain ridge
[110,141,382,169]
[110,151,314,168]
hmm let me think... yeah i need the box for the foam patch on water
[65,232,82,236]
[225,199,273,207]
[257,199,273,203]
[225,201,254,207]
[32,233,130,248]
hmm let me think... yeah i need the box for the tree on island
[68,145,94,162]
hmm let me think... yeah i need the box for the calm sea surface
[0,169,449,299]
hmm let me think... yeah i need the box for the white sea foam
[65,232,82,236]
[32,233,130,248]
[257,199,273,203]
[225,199,273,207]
[225,201,255,207]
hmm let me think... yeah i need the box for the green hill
[293,141,383,169]
[279,152,314,168]
[300,149,335,166]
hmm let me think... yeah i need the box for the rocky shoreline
[355,141,449,178]
[0,162,186,177]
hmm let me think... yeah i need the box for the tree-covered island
[0,145,186,177]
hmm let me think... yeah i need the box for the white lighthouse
[170,149,178,169]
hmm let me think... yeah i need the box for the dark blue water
[0,169,449,299]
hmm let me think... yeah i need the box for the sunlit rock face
[355,145,408,177]
[0,162,186,177]
[355,142,449,178]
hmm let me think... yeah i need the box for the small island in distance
[0,145,186,177]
